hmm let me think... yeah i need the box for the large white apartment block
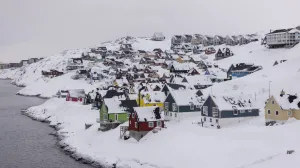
[266,28,300,48]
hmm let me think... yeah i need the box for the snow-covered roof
[273,93,300,110]
[288,28,300,34]
[172,62,196,70]
[140,91,166,103]
[153,32,165,38]
[68,89,85,98]
[115,78,129,86]
[154,59,165,64]
[207,68,228,79]
[183,75,212,86]
[209,94,257,111]
[134,106,164,121]
[169,89,205,106]
[104,98,125,114]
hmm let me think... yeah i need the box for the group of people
[85,88,103,109]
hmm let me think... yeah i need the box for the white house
[266,28,300,48]
[152,32,165,41]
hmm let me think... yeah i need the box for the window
[115,114,118,121]
[275,111,279,116]
[172,103,177,111]
[190,103,194,110]
[248,109,252,113]
[233,109,238,115]
[212,107,219,117]
[204,117,206,122]
[165,112,168,116]
[170,112,172,117]
[132,113,135,118]
[175,113,177,118]
[272,101,274,104]
[164,102,169,111]
[216,119,219,123]
[135,122,138,128]
[240,110,245,113]
[267,110,271,115]
[203,106,208,115]
[196,105,201,108]
[288,111,292,116]
[104,114,108,120]
[157,121,162,127]
[148,122,154,128]
[210,118,212,122]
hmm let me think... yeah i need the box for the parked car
[205,47,216,55]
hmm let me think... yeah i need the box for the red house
[128,106,164,141]
[188,68,200,76]
[66,89,85,102]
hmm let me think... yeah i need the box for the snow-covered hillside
[0,37,172,97]
[2,36,300,168]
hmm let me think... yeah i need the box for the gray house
[20,60,29,67]
[0,63,9,69]
[213,35,225,45]
[171,35,184,45]
[201,95,259,128]
[152,32,165,41]
[225,36,238,46]
[183,34,193,43]
[164,89,205,121]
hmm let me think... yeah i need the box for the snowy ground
[26,98,300,168]
[2,37,300,167]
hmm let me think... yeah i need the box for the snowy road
[0,80,92,168]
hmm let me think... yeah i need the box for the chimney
[270,29,272,33]
[280,90,285,97]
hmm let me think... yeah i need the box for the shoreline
[1,77,108,168]
[21,107,107,168]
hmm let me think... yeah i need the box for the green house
[100,98,128,123]
[99,98,138,131]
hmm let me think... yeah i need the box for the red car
[205,47,216,55]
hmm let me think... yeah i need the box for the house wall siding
[201,96,217,117]
[264,96,300,121]
[220,109,259,118]
[164,94,176,112]
[265,96,289,121]
[108,113,128,123]
[178,106,201,113]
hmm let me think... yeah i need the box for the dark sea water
[0,80,92,168]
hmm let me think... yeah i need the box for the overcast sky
[0,0,299,62]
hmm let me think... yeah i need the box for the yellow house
[176,57,184,63]
[265,91,300,125]
[136,91,165,107]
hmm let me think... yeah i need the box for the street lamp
[269,81,272,98]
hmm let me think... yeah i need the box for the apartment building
[266,28,300,48]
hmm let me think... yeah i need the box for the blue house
[164,89,205,121]
[227,63,262,78]
[201,95,259,128]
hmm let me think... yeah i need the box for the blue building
[201,95,259,128]
[227,63,262,78]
